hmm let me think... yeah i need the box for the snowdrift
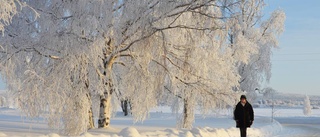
[0,120,281,137]
[78,120,282,137]
[0,106,287,137]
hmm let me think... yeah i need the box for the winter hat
[240,95,246,100]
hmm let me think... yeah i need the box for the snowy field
[0,106,320,137]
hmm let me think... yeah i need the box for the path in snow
[275,117,320,137]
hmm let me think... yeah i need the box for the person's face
[241,98,246,104]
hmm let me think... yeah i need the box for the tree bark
[88,107,94,129]
[85,91,94,129]
[121,99,129,116]
[98,92,112,128]
[182,99,193,129]
[98,75,114,128]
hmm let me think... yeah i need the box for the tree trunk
[182,99,193,129]
[121,99,129,116]
[85,92,95,129]
[88,107,94,129]
[98,53,115,128]
[98,76,114,128]
[98,93,112,128]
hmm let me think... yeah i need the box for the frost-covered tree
[262,87,276,121]
[117,1,242,128]
[0,0,20,33]
[0,0,111,134]
[223,0,285,101]
[119,0,284,128]
[0,0,285,135]
[304,95,312,116]
[0,0,238,134]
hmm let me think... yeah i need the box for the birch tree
[0,0,285,135]
[115,1,240,128]
[221,0,285,100]
[0,0,232,134]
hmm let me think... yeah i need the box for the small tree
[262,87,276,122]
[303,95,312,116]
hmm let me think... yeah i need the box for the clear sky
[0,0,319,96]
[265,0,320,95]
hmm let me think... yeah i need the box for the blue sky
[265,0,320,95]
[0,0,319,96]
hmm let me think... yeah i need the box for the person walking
[234,95,254,137]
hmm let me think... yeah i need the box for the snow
[47,133,61,137]
[0,90,319,137]
[255,108,320,117]
[2,105,319,137]
[304,95,312,116]
[0,133,6,137]
[119,127,140,137]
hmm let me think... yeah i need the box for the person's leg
[240,127,247,137]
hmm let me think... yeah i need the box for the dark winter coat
[234,101,254,128]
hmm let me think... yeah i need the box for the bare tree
[262,87,277,122]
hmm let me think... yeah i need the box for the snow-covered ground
[0,106,319,137]
[255,108,320,137]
